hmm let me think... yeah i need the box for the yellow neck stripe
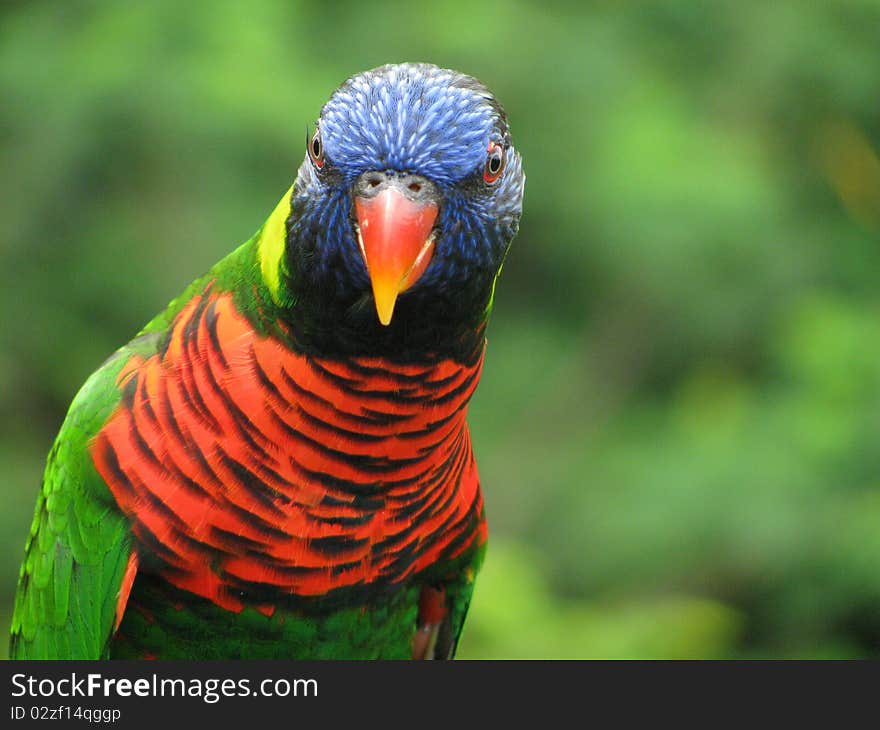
[258,185,294,303]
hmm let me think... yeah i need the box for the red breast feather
[92,287,487,615]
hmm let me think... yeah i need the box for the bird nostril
[360,173,429,197]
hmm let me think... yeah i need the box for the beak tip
[376,305,395,326]
[374,290,397,326]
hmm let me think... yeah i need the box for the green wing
[8,235,261,659]
[8,337,159,659]
[441,543,486,659]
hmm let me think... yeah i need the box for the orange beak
[355,188,438,325]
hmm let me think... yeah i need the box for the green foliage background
[2,0,880,658]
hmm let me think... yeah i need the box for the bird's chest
[93,291,488,615]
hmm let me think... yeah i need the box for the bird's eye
[483,141,505,184]
[308,127,324,169]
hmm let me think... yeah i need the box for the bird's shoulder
[8,330,149,657]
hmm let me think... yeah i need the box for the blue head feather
[321,64,501,186]
[283,63,525,359]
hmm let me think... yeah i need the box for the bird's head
[259,63,524,360]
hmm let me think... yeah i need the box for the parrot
[9,62,524,659]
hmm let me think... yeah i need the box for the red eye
[308,127,324,169]
[483,141,505,184]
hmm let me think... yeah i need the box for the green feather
[52,542,73,627]
[8,338,136,659]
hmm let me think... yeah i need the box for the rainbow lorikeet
[9,63,524,659]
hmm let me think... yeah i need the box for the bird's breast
[93,285,487,614]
